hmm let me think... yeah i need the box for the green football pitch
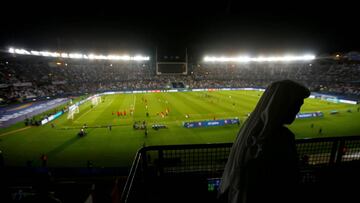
[0,90,359,168]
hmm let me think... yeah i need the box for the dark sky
[1,1,359,56]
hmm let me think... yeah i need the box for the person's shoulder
[281,126,295,138]
[281,126,292,132]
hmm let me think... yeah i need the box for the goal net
[320,95,339,103]
[67,105,79,120]
[91,96,102,106]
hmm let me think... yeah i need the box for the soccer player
[123,110,126,116]
[78,128,85,137]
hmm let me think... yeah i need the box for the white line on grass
[0,126,32,137]
[75,98,114,122]
[74,106,94,121]
[132,94,136,115]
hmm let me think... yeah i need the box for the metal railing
[121,135,360,203]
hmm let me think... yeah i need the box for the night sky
[1,1,359,57]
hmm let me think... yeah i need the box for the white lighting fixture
[204,54,315,63]
[7,47,150,61]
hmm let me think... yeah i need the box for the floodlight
[7,47,150,61]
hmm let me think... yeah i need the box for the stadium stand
[1,53,360,105]
[1,52,360,202]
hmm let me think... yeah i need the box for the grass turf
[0,90,359,168]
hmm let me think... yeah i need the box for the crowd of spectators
[1,57,359,104]
[191,62,360,96]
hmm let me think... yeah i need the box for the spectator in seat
[219,80,310,203]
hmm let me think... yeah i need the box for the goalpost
[67,105,79,120]
[320,95,339,103]
[67,95,101,120]
[91,95,102,106]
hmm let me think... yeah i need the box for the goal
[67,105,79,120]
[91,96,102,106]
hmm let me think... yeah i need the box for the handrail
[124,136,360,152]
[295,135,360,143]
[120,150,142,203]
[136,142,233,151]
[121,135,360,202]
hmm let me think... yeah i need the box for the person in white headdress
[219,80,310,203]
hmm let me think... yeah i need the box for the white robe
[219,80,310,203]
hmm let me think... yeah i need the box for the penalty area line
[0,126,32,137]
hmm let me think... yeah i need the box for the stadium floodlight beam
[31,51,40,56]
[120,55,131,61]
[132,55,150,61]
[203,54,316,63]
[7,47,151,61]
[13,49,31,55]
[39,51,60,57]
[40,51,51,57]
[69,53,83,59]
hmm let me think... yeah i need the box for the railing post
[121,151,142,203]
[142,150,148,174]
[335,139,346,165]
[158,149,164,176]
[329,140,339,165]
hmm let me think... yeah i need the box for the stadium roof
[1,1,359,54]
